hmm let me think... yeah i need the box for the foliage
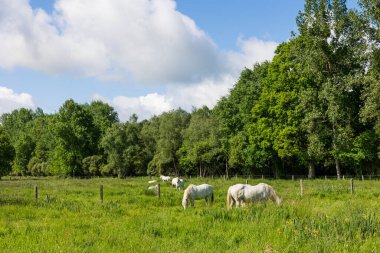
[0,127,14,179]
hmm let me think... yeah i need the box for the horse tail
[226,188,232,209]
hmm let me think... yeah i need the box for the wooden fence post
[246,179,248,184]
[157,183,160,198]
[300,179,303,197]
[325,175,327,180]
[34,185,38,203]
[350,179,354,194]
[262,175,264,180]
[292,175,295,181]
[361,175,364,181]
[100,185,103,202]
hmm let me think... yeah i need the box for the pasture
[0,177,379,252]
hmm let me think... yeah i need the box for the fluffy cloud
[0,86,35,115]
[92,75,233,121]
[0,0,223,83]
[93,93,172,121]
[227,37,278,72]
[0,0,276,84]
[0,0,278,120]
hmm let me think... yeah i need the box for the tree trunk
[335,157,342,179]
[308,161,315,179]
[332,123,342,179]
[172,159,178,176]
[225,159,229,179]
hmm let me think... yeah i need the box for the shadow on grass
[0,198,31,206]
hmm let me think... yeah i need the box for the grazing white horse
[171,177,185,190]
[226,183,282,209]
[148,184,158,191]
[160,175,171,182]
[182,184,213,209]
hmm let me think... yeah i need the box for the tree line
[0,0,379,179]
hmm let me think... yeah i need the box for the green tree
[295,0,368,178]
[359,0,380,162]
[181,106,220,177]
[0,108,36,175]
[141,116,160,175]
[151,109,190,176]
[27,114,56,176]
[213,64,268,177]
[101,115,146,177]
[51,100,98,176]
[0,127,15,179]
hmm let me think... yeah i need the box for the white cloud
[92,75,234,121]
[93,93,172,121]
[0,0,277,84]
[0,86,35,115]
[226,37,278,73]
[1,0,279,120]
[0,0,224,83]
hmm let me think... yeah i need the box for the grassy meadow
[0,176,379,252]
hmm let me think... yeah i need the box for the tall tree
[0,108,36,175]
[213,64,268,177]
[101,115,146,177]
[359,0,380,163]
[51,100,98,176]
[0,127,15,179]
[181,106,220,177]
[296,0,368,178]
[151,109,190,176]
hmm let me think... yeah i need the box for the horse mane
[184,185,193,199]
[267,185,282,206]
[226,188,232,209]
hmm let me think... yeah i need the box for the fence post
[350,179,354,194]
[325,175,327,180]
[262,175,264,180]
[292,175,295,181]
[246,179,248,184]
[34,185,38,203]
[343,175,345,180]
[300,179,303,197]
[100,185,103,202]
[361,175,364,181]
[157,183,160,198]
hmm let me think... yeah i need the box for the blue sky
[0,0,358,120]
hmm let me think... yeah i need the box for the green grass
[0,177,379,252]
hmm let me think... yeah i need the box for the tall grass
[0,177,379,252]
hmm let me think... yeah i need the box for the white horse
[148,184,158,191]
[171,177,185,190]
[160,175,171,182]
[182,184,213,209]
[226,183,282,209]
